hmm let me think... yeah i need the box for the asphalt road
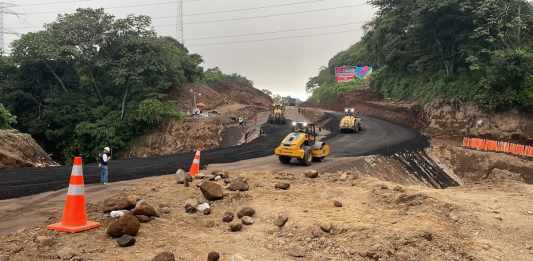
[0,112,429,200]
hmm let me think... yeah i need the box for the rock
[393,186,405,193]
[396,193,428,206]
[206,174,217,181]
[200,181,224,200]
[106,213,140,237]
[304,170,319,178]
[333,200,343,208]
[421,231,433,241]
[274,213,289,227]
[160,207,171,214]
[197,203,210,213]
[228,177,249,192]
[241,216,255,225]
[203,208,211,215]
[116,235,136,247]
[102,196,136,213]
[275,182,290,190]
[214,176,222,181]
[310,226,323,238]
[184,198,199,213]
[57,247,77,260]
[222,212,235,223]
[35,235,54,247]
[152,251,176,261]
[288,246,306,257]
[132,200,159,217]
[320,223,333,233]
[207,251,220,261]
[136,215,152,223]
[110,210,128,218]
[176,169,192,184]
[237,207,255,218]
[212,170,229,178]
[229,222,242,232]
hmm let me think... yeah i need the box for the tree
[0,8,204,162]
[0,103,16,129]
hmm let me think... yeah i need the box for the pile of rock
[225,207,256,232]
[103,196,160,247]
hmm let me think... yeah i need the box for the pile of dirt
[0,129,57,169]
[209,80,272,107]
[3,165,533,260]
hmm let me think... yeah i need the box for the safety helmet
[104,147,111,153]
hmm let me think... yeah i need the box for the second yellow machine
[339,108,362,133]
[274,122,330,166]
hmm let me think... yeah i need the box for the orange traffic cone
[189,150,201,177]
[48,157,100,233]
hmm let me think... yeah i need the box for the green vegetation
[0,8,204,162]
[0,103,16,129]
[309,80,365,104]
[308,0,533,111]
[202,67,253,87]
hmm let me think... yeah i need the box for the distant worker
[238,116,244,128]
[98,146,111,185]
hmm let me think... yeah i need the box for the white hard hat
[104,147,111,152]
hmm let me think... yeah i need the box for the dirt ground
[2,155,533,261]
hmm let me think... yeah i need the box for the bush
[0,103,16,129]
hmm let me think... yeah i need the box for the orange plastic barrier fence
[463,137,533,158]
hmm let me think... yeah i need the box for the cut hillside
[0,129,57,169]
[123,80,272,158]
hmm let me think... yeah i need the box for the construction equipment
[339,108,362,133]
[274,122,330,166]
[268,103,286,124]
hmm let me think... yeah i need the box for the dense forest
[0,8,248,163]
[308,0,533,111]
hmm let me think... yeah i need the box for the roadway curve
[0,111,429,200]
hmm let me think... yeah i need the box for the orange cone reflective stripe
[48,157,100,233]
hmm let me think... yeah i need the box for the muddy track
[0,113,438,199]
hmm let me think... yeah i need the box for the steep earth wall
[0,129,57,169]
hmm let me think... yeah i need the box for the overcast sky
[5,0,375,100]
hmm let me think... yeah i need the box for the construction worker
[98,146,111,185]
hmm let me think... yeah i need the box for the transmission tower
[0,1,19,52]
[177,0,184,44]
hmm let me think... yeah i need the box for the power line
[15,0,92,7]
[186,21,365,41]
[192,28,360,47]
[184,0,327,17]
[15,0,180,15]
[185,3,367,25]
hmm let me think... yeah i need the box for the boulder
[176,169,192,184]
[228,177,249,192]
[200,182,224,200]
[273,213,289,228]
[229,222,242,232]
[237,207,255,218]
[333,200,343,208]
[116,235,136,247]
[304,170,319,178]
[152,251,176,261]
[106,213,140,237]
[102,196,136,213]
[132,200,159,217]
[222,212,235,223]
[241,216,254,225]
[135,215,152,223]
[208,252,220,261]
[184,198,199,213]
[275,182,290,190]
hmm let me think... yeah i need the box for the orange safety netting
[462,137,533,158]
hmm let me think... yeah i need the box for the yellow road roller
[339,108,362,133]
[274,122,330,166]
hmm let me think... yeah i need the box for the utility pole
[177,0,184,44]
[0,1,19,52]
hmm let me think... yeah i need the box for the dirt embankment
[3,161,533,260]
[0,129,57,169]
[124,81,272,158]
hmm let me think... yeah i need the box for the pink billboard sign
[335,66,355,83]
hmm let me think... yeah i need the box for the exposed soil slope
[0,129,57,169]
[2,163,533,260]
